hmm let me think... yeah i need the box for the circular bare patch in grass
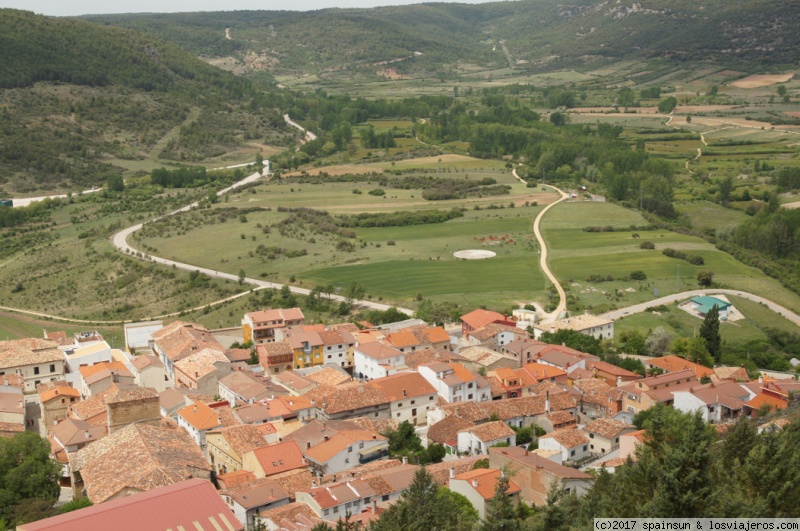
[453,249,497,260]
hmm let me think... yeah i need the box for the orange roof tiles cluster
[539,428,589,449]
[178,401,222,431]
[453,468,521,500]
[369,371,436,402]
[249,440,307,477]
[461,309,510,330]
[151,320,223,363]
[584,418,634,439]
[462,420,515,443]
[211,424,269,455]
[646,355,713,379]
[0,338,62,368]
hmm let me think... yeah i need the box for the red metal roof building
[18,478,242,531]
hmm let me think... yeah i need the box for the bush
[387,240,396,246]
[368,188,385,196]
[640,241,655,249]
[629,270,647,280]
[352,189,362,194]
[686,254,704,265]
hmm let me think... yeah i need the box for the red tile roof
[17,478,242,531]
[249,440,307,477]
[369,372,436,402]
[461,309,509,330]
[646,355,713,379]
[453,468,521,500]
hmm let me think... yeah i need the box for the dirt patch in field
[730,73,794,89]
[783,201,800,210]
[786,112,800,119]
[378,68,411,80]
[454,250,496,260]
[675,105,737,113]
[285,165,382,177]
[570,107,659,114]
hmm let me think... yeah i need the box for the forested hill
[86,0,800,74]
[0,8,253,97]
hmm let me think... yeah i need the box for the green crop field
[676,201,749,233]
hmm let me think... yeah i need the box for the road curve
[601,289,800,326]
[111,171,413,316]
[531,184,570,323]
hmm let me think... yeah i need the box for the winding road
[111,168,413,316]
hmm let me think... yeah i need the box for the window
[398,403,403,407]
[359,442,364,449]
[589,433,594,439]
[468,382,473,389]
[583,445,588,451]
[324,509,330,516]
[590,444,594,450]
[468,394,473,400]
[382,495,389,502]
[411,408,417,416]
[397,413,401,417]
[410,400,415,405]
[334,507,339,514]
[570,450,575,457]
[50,364,56,373]
[34,367,40,375]
[615,437,619,443]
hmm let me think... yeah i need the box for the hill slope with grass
[86,0,800,76]
[0,9,289,193]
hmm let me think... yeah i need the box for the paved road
[111,169,413,316]
[601,289,800,326]
[11,187,103,208]
[284,114,318,142]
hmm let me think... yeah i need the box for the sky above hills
[4,0,492,17]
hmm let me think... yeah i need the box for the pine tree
[479,471,520,531]
[699,305,721,362]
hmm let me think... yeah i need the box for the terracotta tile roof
[274,370,316,392]
[44,330,70,345]
[633,368,697,388]
[259,501,318,526]
[546,411,575,425]
[585,418,633,439]
[482,396,545,420]
[17,478,242,531]
[0,338,62,368]
[246,307,304,324]
[174,347,229,381]
[158,387,188,412]
[268,468,314,500]
[459,346,513,367]
[440,401,487,422]
[75,423,211,503]
[461,309,508,330]
[404,348,465,369]
[646,355,713,379]
[453,468,521,500]
[219,371,270,401]
[758,418,791,431]
[287,332,323,351]
[0,374,24,389]
[746,392,787,411]
[470,323,522,341]
[306,382,389,414]
[428,415,475,446]
[461,420,515,443]
[684,381,750,407]
[0,422,24,438]
[226,348,252,363]
[356,342,404,360]
[537,313,612,333]
[426,456,483,485]
[257,341,293,360]
[212,424,269,455]
[328,322,360,333]
[451,362,478,383]
[317,330,347,347]
[548,391,578,411]
[569,367,594,380]
[131,354,163,370]
[539,428,589,449]
[52,418,106,447]
[40,385,80,403]
[217,470,257,490]
[489,446,593,479]
[177,401,222,431]
[304,367,351,387]
[349,416,398,434]
[385,330,420,348]
[321,458,403,484]
[223,478,290,509]
[151,320,222,363]
[588,361,639,379]
[412,325,451,344]
[369,372,436,402]
[594,457,629,469]
[249,440,307,477]
[305,429,386,464]
[713,366,750,382]
[79,362,129,380]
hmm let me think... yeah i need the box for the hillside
[0,9,289,193]
[85,0,800,77]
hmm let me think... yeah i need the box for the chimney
[84,430,90,439]
[617,376,622,387]
[472,478,478,487]
[402,389,407,397]
[758,374,763,384]
[372,498,377,512]
[449,467,455,479]
[402,456,408,465]
[524,449,529,456]
[546,390,551,414]
[193,405,198,413]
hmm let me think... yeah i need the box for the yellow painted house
[288,332,324,369]
[206,424,268,475]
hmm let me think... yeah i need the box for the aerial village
[3,304,796,530]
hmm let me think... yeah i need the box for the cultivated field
[730,73,795,88]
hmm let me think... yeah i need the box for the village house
[586,360,640,386]
[70,422,211,503]
[427,415,475,454]
[158,387,191,421]
[0,338,66,400]
[259,502,327,531]
[0,387,24,428]
[464,323,529,351]
[673,381,752,423]
[122,320,164,355]
[176,401,223,451]
[304,428,388,476]
[460,309,517,340]
[241,440,307,479]
[150,321,224,380]
[306,382,392,422]
[286,332,325,369]
[644,355,714,381]
[584,418,637,455]
[369,371,438,426]
[618,369,698,414]
[457,420,516,455]
[449,468,521,518]
[173,347,232,395]
[207,424,270,475]
[129,354,169,392]
[354,342,406,381]
[489,446,594,506]
[686,295,732,320]
[242,307,305,344]
[531,313,615,341]
[39,383,81,436]
[538,428,591,463]
[78,362,135,398]
[67,383,161,435]
[572,378,621,419]
[257,341,295,375]
[261,395,315,423]
[318,329,357,369]
[218,370,272,406]
[221,478,291,530]
[418,362,492,403]
[458,346,519,373]
[18,478,242,531]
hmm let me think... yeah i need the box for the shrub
[368,188,385,196]
[387,240,396,246]
[640,241,655,249]
[630,270,647,280]
[686,254,704,265]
